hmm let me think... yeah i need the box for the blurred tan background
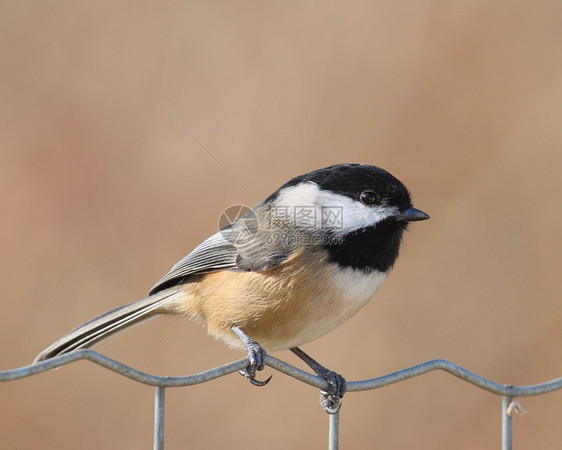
[1,1,562,449]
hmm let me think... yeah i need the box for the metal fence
[2,349,561,449]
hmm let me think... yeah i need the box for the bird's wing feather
[149,224,291,294]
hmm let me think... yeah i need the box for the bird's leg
[232,326,272,387]
[290,347,346,414]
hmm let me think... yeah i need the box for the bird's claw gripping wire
[317,369,346,414]
[232,326,272,387]
[290,347,346,414]
[239,368,272,386]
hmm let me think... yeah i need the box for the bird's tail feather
[34,288,184,363]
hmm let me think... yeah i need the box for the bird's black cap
[266,163,413,212]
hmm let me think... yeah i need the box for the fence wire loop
[2,349,562,449]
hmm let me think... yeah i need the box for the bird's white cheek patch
[274,182,397,234]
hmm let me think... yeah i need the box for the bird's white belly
[272,267,388,350]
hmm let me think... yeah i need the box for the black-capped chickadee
[35,163,429,413]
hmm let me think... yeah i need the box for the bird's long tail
[34,287,185,363]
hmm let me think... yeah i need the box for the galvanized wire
[2,349,562,449]
[154,386,166,450]
[502,396,513,450]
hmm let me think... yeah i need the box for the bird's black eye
[360,190,378,205]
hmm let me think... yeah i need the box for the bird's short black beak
[394,207,430,222]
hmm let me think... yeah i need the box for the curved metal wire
[3,350,562,397]
[2,350,561,450]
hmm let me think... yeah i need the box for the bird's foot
[290,347,346,414]
[238,339,272,386]
[232,326,272,387]
[317,369,346,414]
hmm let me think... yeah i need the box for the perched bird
[35,163,428,413]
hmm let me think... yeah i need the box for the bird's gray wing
[149,222,291,294]
[149,229,238,294]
